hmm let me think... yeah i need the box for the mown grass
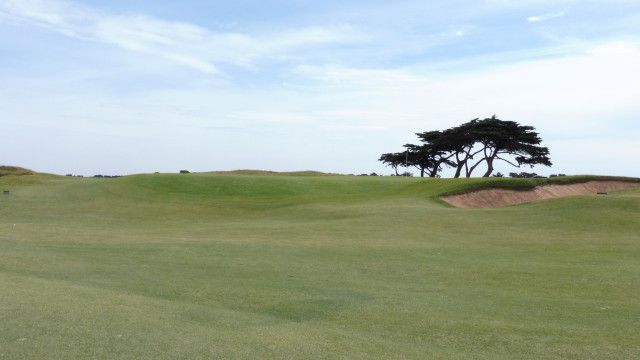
[1,172,639,359]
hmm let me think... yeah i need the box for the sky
[1,0,639,177]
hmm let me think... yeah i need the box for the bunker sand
[441,181,640,209]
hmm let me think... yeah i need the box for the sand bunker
[441,181,640,209]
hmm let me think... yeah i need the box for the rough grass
[1,172,639,359]
[0,165,34,177]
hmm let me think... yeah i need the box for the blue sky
[1,0,639,177]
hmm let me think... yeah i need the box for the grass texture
[1,172,639,359]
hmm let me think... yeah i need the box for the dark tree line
[379,116,552,178]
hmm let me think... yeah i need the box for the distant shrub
[509,172,545,178]
[180,170,190,174]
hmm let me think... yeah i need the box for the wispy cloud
[2,0,640,176]
[0,0,365,74]
[290,40,640,133]
[527,11,566,22]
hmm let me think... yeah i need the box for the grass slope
[1,172,639,359]
[0,166,35,177]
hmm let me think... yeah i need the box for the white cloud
[279,39,640,154]
[0,1,71,37]
[0,0,365,74]
[527,11,566,22]
[226,111,314,125]
[2,1,639,176]
[547,138,640,176]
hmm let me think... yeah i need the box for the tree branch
[494,155,520,167]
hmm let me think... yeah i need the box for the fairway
[1,172,639,359]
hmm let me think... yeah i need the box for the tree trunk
[454,163,464,178]
[453,152,465,178]
[482,158,494,177]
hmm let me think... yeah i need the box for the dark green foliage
[457,116,552,177]
[509,172,545,178]
[378,152,407,176]
[380,116,552,178]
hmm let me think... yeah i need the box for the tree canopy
[380,116,552,178]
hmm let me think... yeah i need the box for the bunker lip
[440,181,640,209]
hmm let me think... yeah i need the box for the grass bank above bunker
[441,180,640,208]
[438,176,640,208]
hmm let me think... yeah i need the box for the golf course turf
[1,170,639,359]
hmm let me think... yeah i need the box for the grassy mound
[0,165,34,176]
[1,173,639,359]
[204,169,341,176]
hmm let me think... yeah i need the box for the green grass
[1,172,639,359]
[0,166,35,177]
[438,174,640,196]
